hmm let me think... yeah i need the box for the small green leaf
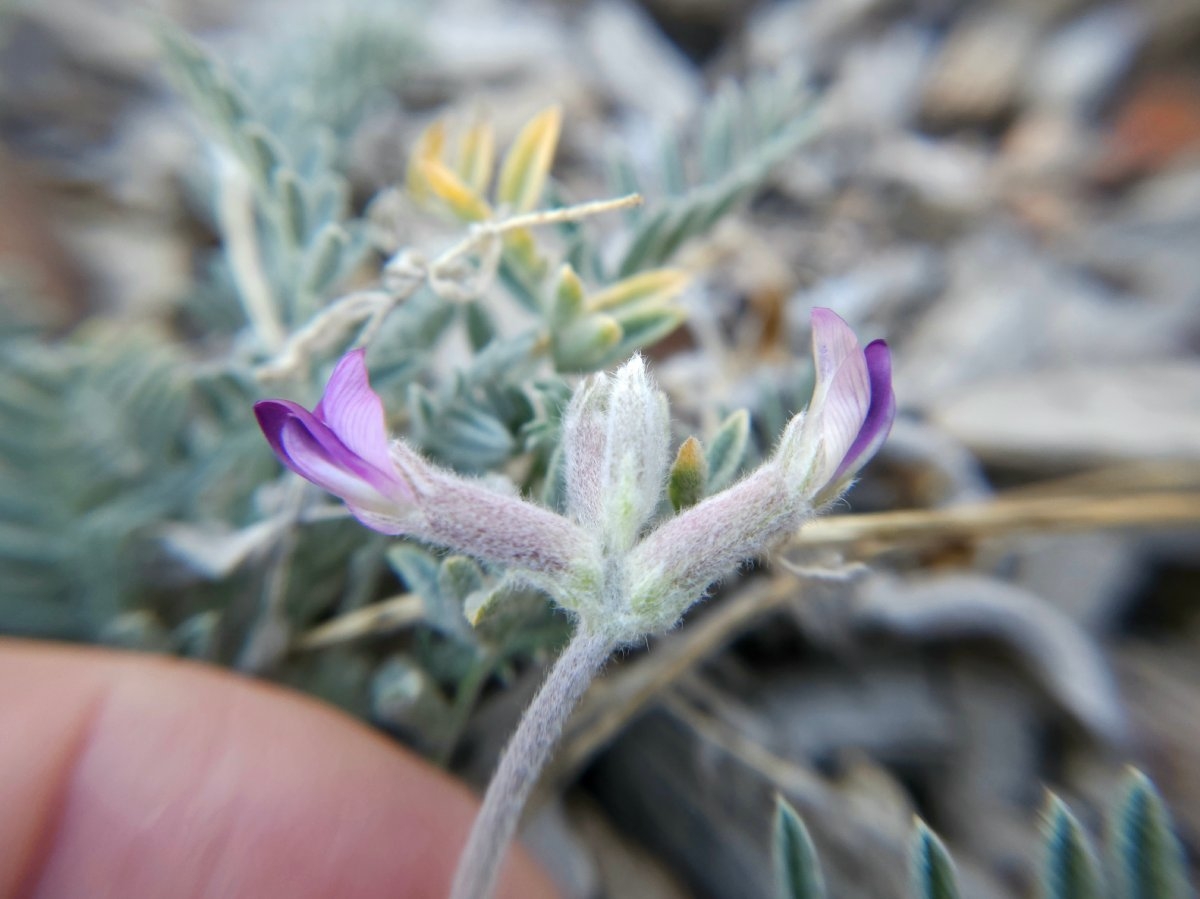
[173,611,220,660]
[910,819,960,899]
[462,332,539,388]
[158,25,252,135]
[99,610,171,652]
[372,655,426,713]
[406,383,439,436]
[438,556,484,605]
[386,544,441,602]
[668,436,707,512]
[463,581,515,628]
[773,795,826,899]
[392,287,457,348]
[641,203,707,272]
[660,130,687,196]
[1110,768,1189,899]
[701,80,739,181]
[301,222,348,295]
[274,168,308,246]
[388,544,469,638]
[211,71,249,127]
[498,256,543,314]
[551,264,586,328]
[309,174,350,228]
[464,301,497,352]
[371,655,451,735]
[606,150,644,222]
[617,207,671,276]
[604,305,685,365]
[239,123,283,188]
[554,314,623,372]
[695,177,753,233]
[455,117,496,196]
[438,406,517,470]
[1040,793,1101,899]
[706,409,750,492]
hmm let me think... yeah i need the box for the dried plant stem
[450,626,615,899]
[256,289,394,382]
[792,490,1200,553]
[431,192,644,271]
[292,592,423,651]
[216,153,286,353]
[257,193,644,381]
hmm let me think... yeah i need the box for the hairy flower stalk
[254,308,894,899]
[449,627,614,899]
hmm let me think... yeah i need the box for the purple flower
[807,307,895,496]
[255,350,594,579]
[255,350,420,535]
[627,309,894,629]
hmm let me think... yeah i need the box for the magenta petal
[313,349,396,477]
[254,399,405,506]
[279,419,394,510]
[810,309,871,482]
[810,308,864,390]
[832,339,895,482]
[255,399,344,473]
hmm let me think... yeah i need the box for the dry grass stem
[794,491,1200,554]
[429,192,644,273]
[293,592,423,651]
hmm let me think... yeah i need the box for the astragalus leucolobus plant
[0,16,880,899]
[2,20,819,661]
[256,308,895,899]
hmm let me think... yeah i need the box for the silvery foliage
[0,12,814,740]
[774,769,1191,899]
[607,67,819,276]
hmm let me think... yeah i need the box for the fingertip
[0,641,557,899]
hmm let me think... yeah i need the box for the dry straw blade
[791,491,1200,555]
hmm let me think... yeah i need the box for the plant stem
[449,625,614,899]
[431,193,643,274]
[215,152,286,353]
[437,649,499,767]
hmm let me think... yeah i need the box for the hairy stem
[450,626,615,899]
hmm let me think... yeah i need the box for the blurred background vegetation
[0,0,1198,896]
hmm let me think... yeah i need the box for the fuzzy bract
[561,354,670,554]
